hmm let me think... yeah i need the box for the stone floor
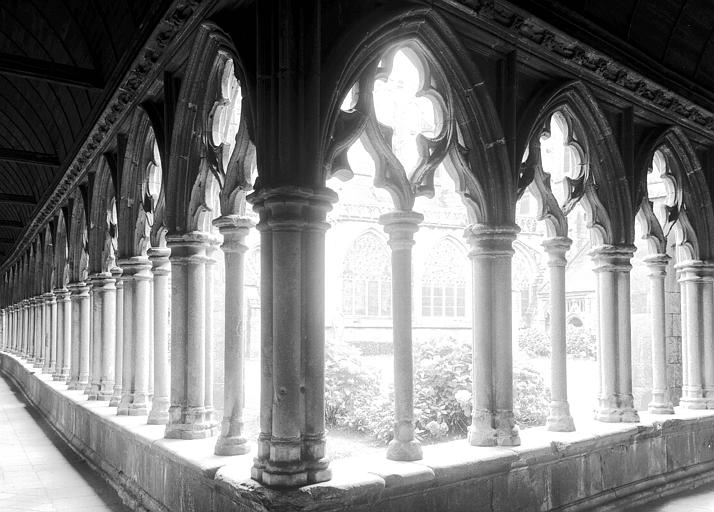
[628,482,714,512]
[0,374,131,512]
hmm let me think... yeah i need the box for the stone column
[67,284,84,389]
[129,257,152,415]
[98,275,116,400]
[467,226,521,447]
[117,264,135,414]
[33,297,43,367]
[645,254,675,414]
[88,276,104,399]
[703,269,714,408]
[109,267,124,407]
[44,292,56,374]
[148,248,170,424]
[165,233,218,439]
[204,238,219,424]
[380,210,423,461]
[591,245,639,422]
[214,217,252,455]
[78,284,91,392]
[22,299,29,358]
[53,289,70,380]
[543,237,575,431]
[678,261,708,409]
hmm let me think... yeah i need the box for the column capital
[250,186,338,232]
[52,287,70,301]
[67,281,90,297]
[214,216,254,253]
[644,253,671,277]
[166,232,211,264]
[675,259,714,281]
[118,256,153,280]
[542,236,572,267]
[465,224,519,257]
[148,247,171,274]
[589,244,636,272]
[379,210,423,250]
[42,291,56,304]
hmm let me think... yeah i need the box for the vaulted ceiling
[510,0,714,112]
[0,0,170,260]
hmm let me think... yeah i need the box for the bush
[325,336,552,444]
[517,328,550,357]
[566,325,597,360]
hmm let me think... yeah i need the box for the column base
[546,401,576,432]
[495,412,520,446]
[302,434,331,483]
[648,401,675,414]
[257,438,308,488]
[386,439,423,461]
[108,387,122,407]
[594,406,640,422]
[165,406,219,439]
[215,435,250,456]
[468,412,496,446]
[67,380,82,390]
[680,397,708,409]
[117,393,134,415]
[87,384,101,400]
[147,398,170,425]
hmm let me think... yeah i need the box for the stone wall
[4,351,714,512]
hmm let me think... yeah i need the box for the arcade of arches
[3,1,714,511]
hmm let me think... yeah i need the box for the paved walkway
[0,373,131,512]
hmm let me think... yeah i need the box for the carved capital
[589,244,635,273]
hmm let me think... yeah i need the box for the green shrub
[566,325,597,360]
[517,328,551,357]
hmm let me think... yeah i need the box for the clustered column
[148,248,170,424]
[591,245,639,422]
[467,225,521,447]
[248,187,335,487]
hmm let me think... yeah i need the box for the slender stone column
[543,237,575,431]
[148,248,170,424]
[380,210,423,461]
[77,284,91,391]
[129,257,152,416]
[645,255,675,414]
[53,289,70,380]
[109,267,124,407]
[23,299,29,358]
[204,238,219,423]
[214,217,253,455]
[40,295,51,372]
[67,284,84,388]
[702,269,714,408]
[117,265,135,414]
[467,226,521,447]
[165,233,218,439]
[88,276,104,399]
[678,261,708,409]
[591,245,639,422]
[33,297,43,367]
[44,292,56,374]
[97,275,116,400]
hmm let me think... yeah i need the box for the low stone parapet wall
[4,350,714,512]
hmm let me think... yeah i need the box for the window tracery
[421,239,466,318]
[342,233,391,317]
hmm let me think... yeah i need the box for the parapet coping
[4,351,714,510]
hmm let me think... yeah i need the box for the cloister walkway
[0,374,130,512]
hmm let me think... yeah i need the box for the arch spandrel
[68,190,89,283]
[518,81,633,246]
[634,126,714,261]
[41,225,54,294]
[89,158,118,274]
[322,8,513,226]
[53,211,69,290]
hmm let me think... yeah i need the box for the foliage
[325,336,552,445]
[517,328,551,358]
[566,325,597,360]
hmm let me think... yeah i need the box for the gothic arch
[89,157,118,274]
[518,81,633,246]
[166,22,253,235]
[53,210,69,290]
[68,190,89,283]
[323,7,513,226]
[41,225,54,294]
[634,127,714,261]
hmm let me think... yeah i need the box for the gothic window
[421,240,466,318]
[342,233,391,317]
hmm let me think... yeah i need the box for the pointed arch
[166,21,253,235]
[41,224,54,294]
[89,157,118,273]
[518,81,633,245]
[322,7,513,226]
[68,190,89,283]
[634,126,714,261]
[53,210,69,290]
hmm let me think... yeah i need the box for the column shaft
[89,279,103,399]
[117,271,135,414]
[100,277,116,400]
[110,268,123,406]
[679,262,708,408]
[148,249,170,424]
[129,258,152,415]
[645,255,674,414]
